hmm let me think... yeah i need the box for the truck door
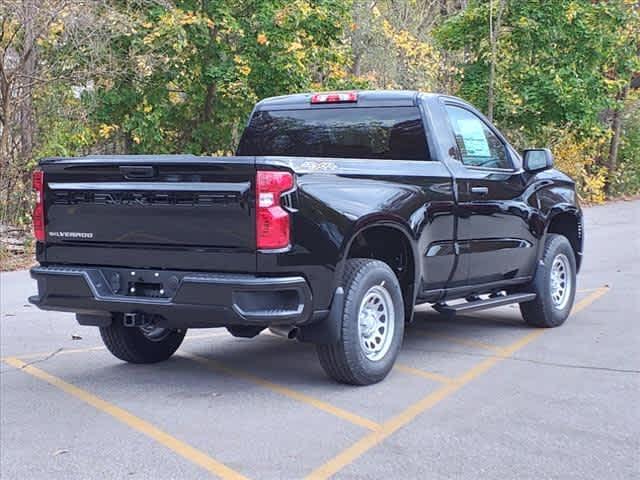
[442,101,537,288]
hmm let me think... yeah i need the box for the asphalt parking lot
[1,200,639,480]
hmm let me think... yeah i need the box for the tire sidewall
[130,326,185,356]
[342,261,405,382]
[536,236,577,326]
[100,315,186,363]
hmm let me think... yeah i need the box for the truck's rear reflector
[256,171,293,250]
[310,91,357,104]
[32,169,45,241]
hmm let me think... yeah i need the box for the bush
[550,131,608,204]
[513,126,609,204]
[610,106,640,197]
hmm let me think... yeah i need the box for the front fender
[534,172,583,270]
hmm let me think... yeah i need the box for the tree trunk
[202,82,216,153]
[350,0,368,77]
[19,0,37,166]
[607,83,630,193]
[487,0,506,122]
[352,53,362,77]
[0,80,10,168]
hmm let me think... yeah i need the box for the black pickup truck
[30,90,583,385]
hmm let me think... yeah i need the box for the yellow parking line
[182,353,381,432]
[571,286,609,313]
[412,329,506,354]
[577,286,609,294]
[6,331,229,362]
[304,332,541,480]
[8,345,107,361]
[394,364,455,384]
[2,356,248,480]
[305,286,609,480]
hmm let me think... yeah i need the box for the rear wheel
[316,258,405,385]
[520,234,577,327]
[100,315,186,363]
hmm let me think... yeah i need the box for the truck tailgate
[39,155,256,271]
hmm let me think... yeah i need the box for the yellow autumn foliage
[98,124,119,139]
[256,33,268,45]
[551,131,608,204]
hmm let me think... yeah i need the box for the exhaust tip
[288,327,299,339]
[269,326,299,339]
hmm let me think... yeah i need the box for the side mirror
[523,148,554,172]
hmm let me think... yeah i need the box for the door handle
[470,186,489,195]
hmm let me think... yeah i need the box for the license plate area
[100,268,181,299]
[129,281,164,298]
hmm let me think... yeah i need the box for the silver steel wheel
[357,284,395,361]
[550,253,571,310]
[139,325,172,342]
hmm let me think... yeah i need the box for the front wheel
[100,315,186,363]
[316,259,405,385]
[520,234,577,327]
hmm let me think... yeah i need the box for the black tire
[316,258,405,385]
[520,234,577,328]
[100,315,186,363]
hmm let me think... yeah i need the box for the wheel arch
[337,219,420,322]
[544,208,584,272]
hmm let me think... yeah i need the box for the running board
[433,293,536,316]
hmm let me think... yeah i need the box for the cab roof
[254,90,441,111]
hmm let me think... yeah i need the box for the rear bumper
[29,265,314,329]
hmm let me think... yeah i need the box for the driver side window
[446,105,510,169]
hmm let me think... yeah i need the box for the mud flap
[297,287,344,345]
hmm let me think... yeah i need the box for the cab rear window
[237,107,430,161]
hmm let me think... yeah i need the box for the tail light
[32,169,45,241]
[310,91,357,104]
[256,171,293,250]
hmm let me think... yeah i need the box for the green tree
[436,0,639,139]
[91,0,355,155]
